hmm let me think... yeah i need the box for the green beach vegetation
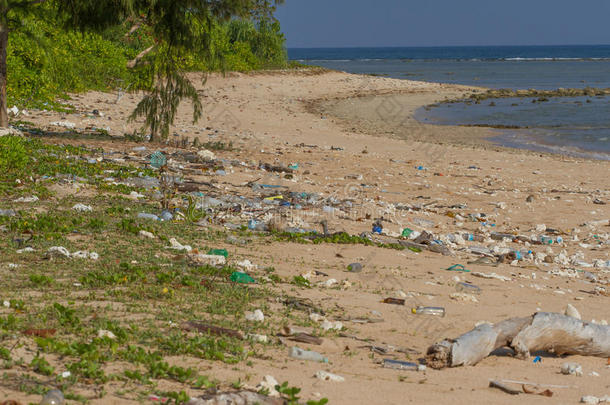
[0,0,287,139]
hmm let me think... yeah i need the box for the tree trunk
[0,22,8,128]
[426,312,610,369]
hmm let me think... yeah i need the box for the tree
[0,0,283,139]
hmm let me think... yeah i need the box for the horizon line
[286,44,610,50]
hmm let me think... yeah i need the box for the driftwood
[180,321,245,340]
[426,312,610,369]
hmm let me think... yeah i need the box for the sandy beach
[3,70,609,404]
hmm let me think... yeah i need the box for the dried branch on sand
[426,312,610,369]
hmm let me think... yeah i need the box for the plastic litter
[446,264,470,273]
[207,248,228,257]
[561,362,583,376]
[138,212,160,221]
[72,203,92,212]
[383,359,426,371]
[230,272,256,284]
[315,371,345,382]
[160,210,173,221]
[245,309,264,322]
[289,346,328,363]
[347,262,363,272]
[412,306,445,317]
[149,151,167,168]
[40,389,65,405]
[455,282,481,294]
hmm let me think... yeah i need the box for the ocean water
[289,46,610,159]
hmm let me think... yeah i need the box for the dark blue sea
[289,46,610,159]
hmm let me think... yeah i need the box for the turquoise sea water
[289,46,610,159]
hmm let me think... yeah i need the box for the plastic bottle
[160,210,173,221]
[412,306,445,317]
[289,346,328,363]
[462,233,485,242]
[455,282,481,295]
[247,219,268,231]
[491,232,514,241]
[383,359,426,371]
[347,263,363,273]
[40,389,64,405]
[137,212,160,221]
[514,250,533,260]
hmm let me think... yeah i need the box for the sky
[274,0,610,48]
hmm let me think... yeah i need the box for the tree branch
[127,45,155,68]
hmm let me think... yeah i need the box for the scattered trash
[197,149,216,161]
[189,253,226,266]
[72,251,99,260]
[138,230,155,239]
[383,359,426,371]
[533,355,542,363]
[561,362,583,376]
[455,282,481,294]
[245,309,265,322]
[160,210,174,221]
[256,375,280,397]
[247,333,268,343]
[450,292,479,303]
[581,395,610,404]
[471,272,511,282]
[166,238,192,252]
[446,264,471,272]
[207,248,228,257]
[72,203,92,212]
[187,391,284,405]
[289,346,328,363]
[39,389,64,405]
[320,320,343,331]
[138,212,160,221]
[149,151,167,168]
[13,196,38,203]
[412,306,445,317]
[230,272,256,284]
[97,330,117,340]
[315,370,345,382]
[50,120,76,129]
[347,262,363,272]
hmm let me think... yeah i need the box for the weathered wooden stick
[489,380,520,395]
[426,312,610,369]
[180,321,245,340]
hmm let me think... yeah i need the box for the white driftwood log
[426,312,610,369]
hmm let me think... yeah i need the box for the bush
[6,11,287,109]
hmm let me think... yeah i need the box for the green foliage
[6,5,287,134]
[30,354,54,376]
[7,11,139,109]
[0,135,30,174]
